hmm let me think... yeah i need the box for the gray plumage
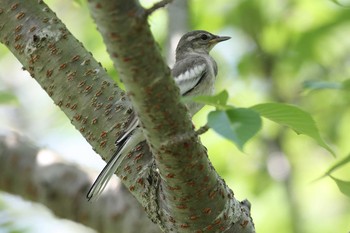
[172,30,229,115]
[87,30,230,201]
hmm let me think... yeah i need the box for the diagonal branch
[0,0,256,232]
[0,132,161,233]
[145,0,174,16]
[0,0,132,161]
[87,0,255,232]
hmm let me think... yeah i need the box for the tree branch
[87,0,255,232]
[0,1,158,230]
[196,124,210,135]
[145,0,174,16]
[165,0,190,65]
[0,0,256,232]
[0,0,131,161]
[0,132,161,233]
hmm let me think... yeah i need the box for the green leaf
[329,176,350,197]
[181,90,229,110]
[315,154,350,181]
[303,79,350,91]
[73,0,84,6]
[341,79,350,90]
[325,154,350,175]
[303,80,342,90]
[208,108,262,150]
[251,103,334,156]
[330,0,350,8]
[0,92,18,105]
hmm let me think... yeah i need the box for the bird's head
[175,30,230,58]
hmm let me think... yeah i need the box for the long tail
[86,127,143,201]
[86,137,128,201]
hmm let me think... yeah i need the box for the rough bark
[0,131,160,233]
[0,0,255,232]
[87,0,255,232]
[0,0,132,162]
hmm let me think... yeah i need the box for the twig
[145,0,173,16]
[195,124,210,135]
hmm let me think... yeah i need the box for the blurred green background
[0,0,350,232]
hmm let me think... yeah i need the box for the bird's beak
[210,35,231,44]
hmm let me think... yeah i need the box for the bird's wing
[115,111,139,146]
[172,56,208,95]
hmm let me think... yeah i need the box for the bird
[86,30,230,201]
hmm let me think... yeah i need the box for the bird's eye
[200,34,209,40]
